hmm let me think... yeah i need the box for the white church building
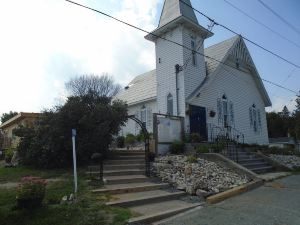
[116,0,271,145]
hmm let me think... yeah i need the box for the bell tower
[145,0,213,116]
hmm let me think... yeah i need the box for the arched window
[167,93,173,115]
[217,94,234,127]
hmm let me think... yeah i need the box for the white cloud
[0,0,160,116]
[267,96,297,113]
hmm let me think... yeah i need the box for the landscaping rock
[152,155,250,195]
[269,154,300,169]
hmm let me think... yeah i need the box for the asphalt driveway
[157,174,300,225]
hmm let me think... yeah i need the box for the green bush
[125,133,136,146]
[4,148,15,163]
[187,155,198,163]
[14,93,128,169]
[169,141,185,154]
[116,136,125,148]
[16,176,47,209]
[196,145,209,154]
[210,143,225,153]
[184,134,191,143]
[190,133,203,143]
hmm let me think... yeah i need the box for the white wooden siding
[189,58,269,145]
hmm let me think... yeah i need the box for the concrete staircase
[91,150,203,225]
[226,146,274,174]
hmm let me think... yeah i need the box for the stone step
[104,164,145,170]
[104,159,145,165]
[106,189,186,207]
[111,150,145,155]
[87,169,145,176]
[128,200,202,225]
[92,182,170,194]
[104,175,150,185]
[251,165,274,174]
[240,162,270,169]
[238,158,266,164]
[113,155,145,160]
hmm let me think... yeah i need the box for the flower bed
[16,176,47,209]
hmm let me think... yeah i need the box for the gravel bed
[269,154,300,169]
[152,155,251,197]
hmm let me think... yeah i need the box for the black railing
[207,123,244,163]
[127,115,150,177]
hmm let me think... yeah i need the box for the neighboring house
[116,0,271,145]
[0,112,41,149]
[269,137,300,151]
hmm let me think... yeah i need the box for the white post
[72,129,78,195]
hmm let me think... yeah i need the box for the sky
[0,0,299,118]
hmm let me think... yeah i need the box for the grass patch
[0,166,131,225]
[0,166,67,183]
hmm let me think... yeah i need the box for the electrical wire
[223,0,300,49]
[179,0,300,70]
[64,0,298,94]
[257,0,300,36]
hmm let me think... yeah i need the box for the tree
[279,106,290,118]
[65,74,121,98]
[1,111,18,123]
[15,92,128,168]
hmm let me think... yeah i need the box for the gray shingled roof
[116,36,239,105]
[204,36,239,75]
[159,0,199,27]
[115,70,157,105]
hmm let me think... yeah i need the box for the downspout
[175,64,183,116]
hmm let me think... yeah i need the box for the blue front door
[189,105,207,140]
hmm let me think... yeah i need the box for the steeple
[159,0,199,27]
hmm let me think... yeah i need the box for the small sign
[72,129,76,137]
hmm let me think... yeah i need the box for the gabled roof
[115,70,157,106]
[0,112,41,129]
[159,0,199,27]
[188,35,272,107]
[117,36,271,108]
[204,36,239,75]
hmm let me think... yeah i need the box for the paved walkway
[157,174,300,225]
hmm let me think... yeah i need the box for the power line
[64,0,298,94]
[223,0,300,49]
[179,0,300,70]
[257,0,300,36]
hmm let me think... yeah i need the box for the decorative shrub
[4,148,15,163]
[169,141,185,154]
[187,155,198,163]
[190,133,203,143]
[210,143,224,153]
[196,145,209,154]
[16,176,47,209]
[116,136,125,148]
[184,134,191,143]
[125,133,136,146]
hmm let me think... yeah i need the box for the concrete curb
[206,179,264,204]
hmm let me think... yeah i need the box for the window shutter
[253,109,257,132]
[249,107,253,127]
[217,99,223,124]
[229,101,234,126]
[147,108,152,130]
[257,109,262,132]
